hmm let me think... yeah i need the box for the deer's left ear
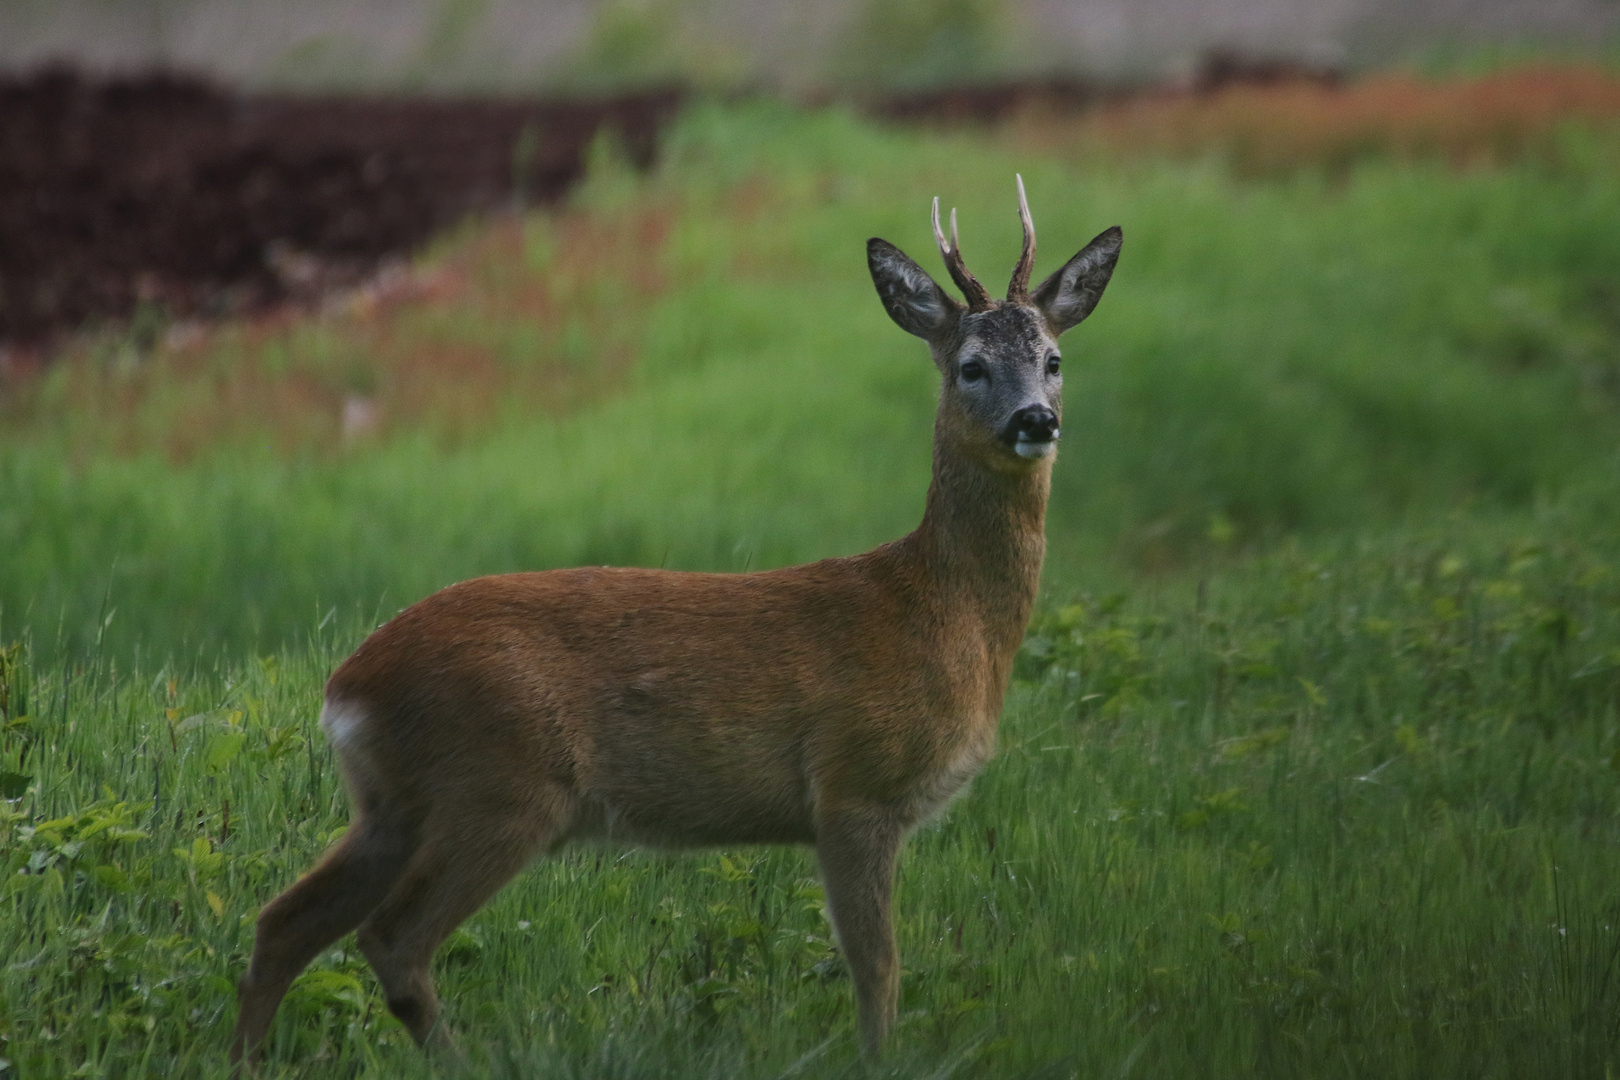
[1033,226,1122,335]
[868,238,959,341]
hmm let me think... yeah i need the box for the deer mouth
[1003,403,1060,459]
[1012,433,1058,459]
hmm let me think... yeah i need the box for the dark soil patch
[0,57,1340,350]
[871,53,1338,126]
[873,78,1110,125]
[0,68,680,348]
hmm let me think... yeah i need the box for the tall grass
[2,526,1618,1077]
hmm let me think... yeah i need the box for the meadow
[3,73,1620,1077]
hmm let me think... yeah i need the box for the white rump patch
[318,699,368,752]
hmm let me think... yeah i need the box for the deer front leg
[816,805,903,1059]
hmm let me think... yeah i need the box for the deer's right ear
[1032,226,1123,335]
[868,238,958,341]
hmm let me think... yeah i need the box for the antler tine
[930,197,992,310]
[1008,174,1037,302]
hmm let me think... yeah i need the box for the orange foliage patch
[1012,65,1620,175]
[6,204,672,462]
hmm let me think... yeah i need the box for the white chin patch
[1014,439,1056,459]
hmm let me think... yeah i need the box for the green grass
[3,99,1620,1077]
[4,530,1619,1077]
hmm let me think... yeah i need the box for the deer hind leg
[815,805,904,1059]
[229,809,419,1065]
[355,792,572,1050]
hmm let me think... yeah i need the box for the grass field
[4,75,1620,1077]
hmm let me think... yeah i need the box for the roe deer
[229,177,1121,1065]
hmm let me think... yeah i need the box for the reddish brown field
[1010,65,1620,175]
[10,205,671,462]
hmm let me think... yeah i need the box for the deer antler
[932,196,993,311]
[1007,174,1037,303]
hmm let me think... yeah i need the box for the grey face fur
[951,305,1064,459]
[867,206,1122,466]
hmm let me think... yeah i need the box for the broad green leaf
[206,731,245,771]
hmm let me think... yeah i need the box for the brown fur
[228,193,1120,1066]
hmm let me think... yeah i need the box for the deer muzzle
[1007,404,1060,459]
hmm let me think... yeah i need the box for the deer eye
[959,359,986,384]
[1046,353,1061,376]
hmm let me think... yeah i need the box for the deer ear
[868,238,958,341]
[1033,226,1122,335]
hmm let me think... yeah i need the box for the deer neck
[908,421,1051,660]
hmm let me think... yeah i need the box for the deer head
[867,176,1122,470]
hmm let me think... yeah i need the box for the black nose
[1012,404,1059,442]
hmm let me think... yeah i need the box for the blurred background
[1,0,1617,91]
[1,0,1618,662]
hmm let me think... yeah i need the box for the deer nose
[1012,405,1059,443]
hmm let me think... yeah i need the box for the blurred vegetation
[9,0,1620,94]
[403,0,493,90]
[833,0,1010,90]
[555,0,752,93]
[1399,37,1620,79]
[3,76,1620,1077]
